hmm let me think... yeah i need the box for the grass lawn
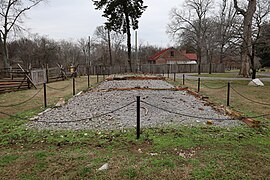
[0,74,270,179]
[172,78,270,123]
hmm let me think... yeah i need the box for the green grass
[0,112,269,179]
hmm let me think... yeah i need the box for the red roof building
[149,47,197,65]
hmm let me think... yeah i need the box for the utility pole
[135,31,139,72]
[88,36,91,75]
[108,29,113,66]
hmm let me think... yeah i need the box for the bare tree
[233,0,257,77]
[167,0,214,74]
[0,0,44,68]
[218,0,236,64]
[250,0,270,78]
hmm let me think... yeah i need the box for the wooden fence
[0,68,32,93]
[78,63,225,75]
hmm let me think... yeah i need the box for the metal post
[43,82,47,108]
[197,78,201,93]
[174,72,176,82]
[137,96,141,139]
[88,73,90,88]
[73,78,75,96]
[167,70,170,78]
[162,70,164,76]
[183,74,185,85]
[227,82,230,106]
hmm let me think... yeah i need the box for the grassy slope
[0,75,270,179]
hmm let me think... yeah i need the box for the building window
[170,51,175,57]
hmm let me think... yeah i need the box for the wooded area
[0,0,270,78]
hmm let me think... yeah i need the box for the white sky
[24,0,183,47]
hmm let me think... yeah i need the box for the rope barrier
[0,88,43,107]
[231,86,270,106]
[141,100,235,121]
[32,100,136,123]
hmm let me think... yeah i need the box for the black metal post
[227,82,230,106]
[197,78,201,92]
[88,74,90,88]
[174,72,176,82]
[167,70,170,78]
[162,70,164,76]
[137,96,141,139]
[183,74,185,85]
[43,82,47,108]
[73,78,75,96]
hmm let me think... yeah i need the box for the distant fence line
[79,63,225,75]
[1,63,225,86]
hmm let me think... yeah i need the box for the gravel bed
[28,80,241,130]
[97,80,174,89]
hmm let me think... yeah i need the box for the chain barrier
[0,88,43,108]
[185,78,198,83]
[201,82,227,90]
[0,111,29,120]
[231,85,270,106]
[141,100,235,121]
[32,100,136,123]
[46,81,71,91]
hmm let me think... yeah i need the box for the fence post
[43,82,47,108]
[162,70,164,77]
[174,72,176,82]
[137,96,141,139]
[97,74,99,83]
[73,78,75,96]
[167,70,170,78]
[183,74,185,85]
[197,78,201,93]
[227,82,230,106]
[88,74,90,88]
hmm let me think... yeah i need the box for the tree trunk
[107,29,113,66]
[125,12,132,72]
[234,0,256,78]
[0,33,10,68]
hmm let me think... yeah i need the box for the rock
[55,98,65,107]
[138,149,143,153]
[248,79,264,86]
[98,163,108,171]
[149,153,158,156]
[207,120,213,125]
[76,91,83,96]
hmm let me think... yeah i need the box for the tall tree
[167,0,213,74]
[233,0,257,77]
[92,0,147,72]
[250,0,270,78]
[0,0,43,68]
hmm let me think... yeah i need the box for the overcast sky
[24,0,183,47]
